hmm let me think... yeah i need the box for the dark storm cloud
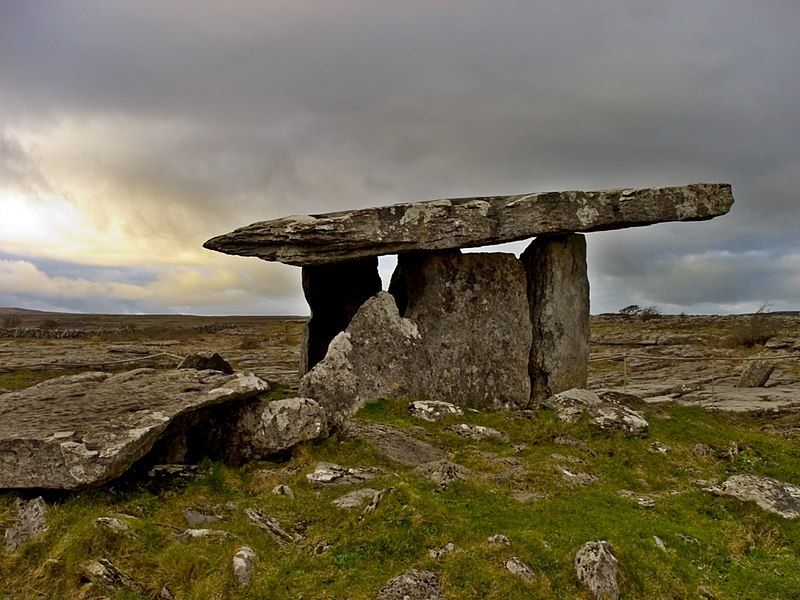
[0,1,798,313]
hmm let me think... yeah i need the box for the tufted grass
[2,395,800,599]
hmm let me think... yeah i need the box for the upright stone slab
[301,257,381,374]
[522,234,590,404]
[389,251,531,410]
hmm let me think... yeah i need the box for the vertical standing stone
[301,257,382,374]
[521,234,589,404]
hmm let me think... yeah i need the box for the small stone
[314,540,333,554]
[374,569,444,599]
[589,404,649,437]
[505,556,535,582]
[649,441,671,454]
[487,534,511,545]
[692,443,714,456]
[558,467,598,487]
[245,508,301,544]
[332,488,381,510]
[574,540,620,600]
[3,497,48,552]
[736,361,775,388]
[449,423,507,440]
[706,474,800,518]
[413,459,468,489]
[94,517,129,532]
[160,586,174,599]
[306,462,376,486]
[272,484,294,499]
[408,400,463,422]
[177,352,234,374]
[178,528,231,541]
[82,558,144,593]
[428,542,455,559]
[232,546,259,588]
[553,436,590,452]
[182,508,220,527]
[653,536,667,552]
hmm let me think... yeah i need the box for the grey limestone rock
[574,540,620,600]
[707,474,800,518]
[3,497,48,552]
[306,462,377,486]
[342,419,447,467]
[205,183,734,266]
[506,556,535,581]
[82,558,145,594]
[0,369,270,489]
[735,360,775,388]
[182,508,220,527]
[374,569,444,600]
[449,423,508,441]
[301,257,382,374]
[522,233,590,403]
[332,488,382,510]
[232,546,259,587]
[542,388,649,437]
[218,397,329,463]
[177,352,234,374]
[408,400,463,422]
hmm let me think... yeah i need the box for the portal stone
[522,234,589,404]
[300,257,381,374]
[389,251,531,410]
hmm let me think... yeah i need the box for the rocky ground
[1,308,799,598]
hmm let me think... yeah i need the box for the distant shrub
[39,317,59,330]
[2,315,22,328]
[239,335,261,350]
[618,304,661,321]
[726,302,781,348]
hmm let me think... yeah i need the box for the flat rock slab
[205,183,733,266]
[0,369,270,490]
[708,475,800,519]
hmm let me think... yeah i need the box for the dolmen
[206,183,734,423]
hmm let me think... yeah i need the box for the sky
[0,1,798,316]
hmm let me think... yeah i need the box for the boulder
[301,257,382,373]
[0,369,269,489]
[389,251,531,410]
[299,292,421,422]
[204,183,734,266]
[707,475,800,518]
[522,234,589,403]
[177,352,234,374]
[374,569,444,600]
[214,397,329,463]
[574,540,620,600]
[735,360,775,388]
[541,388,649,437]
[3,497,48,553]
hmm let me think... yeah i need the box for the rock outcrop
[3,497,48,553]
[542,388,649,437]
[0,369,269,489]
[522,233,589,403]
[205,183,734,266]
[374,569,444,600]
[707,475,800,518]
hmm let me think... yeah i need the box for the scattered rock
[505,556,535,582]
[408,400,463,422]
[449,423,507,441]
[590,404,649,437]
[653,536,667,552]
[487,534,511,545]
[574,540,620,600]
[542,388,648,436]
[332,488,382,510]
[428,542,455,559]
[735,361,775,388]
[178,528,231,541]
[314,540,333,555]
[177,352,234,374]
[107,344,152,355]
[649,441,671,454]
[0,369,269,490]
[558,467,598,487]
[692,443,714,457]
[95,517,129,532]
[232,546,259,588]
[765,337,796,350]
[414,459,469,489]
[3,497,48,552]
[374,569,444,600]
[182,508,220,527]
[82,558,145,593]
[554,436,591,452]
[707,474,800,518]
[540,388,602,422]
[245,508,301,544]
[147,464,200,481]
[271,484,294,499]
[306,462,376,486]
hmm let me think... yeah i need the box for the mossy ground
[3,393,800,599]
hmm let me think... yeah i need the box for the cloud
[0,1,798,314]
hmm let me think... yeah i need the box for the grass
[3,395,800,599]
[0,369,86,392]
